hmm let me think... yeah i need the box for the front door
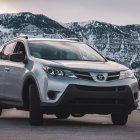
[1,41,27,101]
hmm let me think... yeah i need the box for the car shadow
[0,116,117,128]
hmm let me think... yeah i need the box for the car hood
[34,58,128,72]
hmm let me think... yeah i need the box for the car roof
[4,36,82,46]
[28,38,80,43]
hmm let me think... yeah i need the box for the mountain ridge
[0,12,140,78]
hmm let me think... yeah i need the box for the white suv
[0,36,139,125]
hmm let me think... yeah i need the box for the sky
[0,0,140,25]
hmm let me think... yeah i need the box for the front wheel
[111,113,128,125]
[29,84,43,126]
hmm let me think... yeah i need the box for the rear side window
[1,42,17,60]
[3,42,17,55]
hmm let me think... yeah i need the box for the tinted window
[14,42,26,58]
[28,41,105,62]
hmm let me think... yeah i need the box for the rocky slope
[0,12,77,43]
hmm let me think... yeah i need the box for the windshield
[28,40,105,62]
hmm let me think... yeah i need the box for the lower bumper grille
[70,99,127,105]
[76,85,126,92]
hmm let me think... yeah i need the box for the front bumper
[41,84,138,114]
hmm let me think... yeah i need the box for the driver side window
[13,42,26,59]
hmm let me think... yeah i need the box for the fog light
[47,91,58,100]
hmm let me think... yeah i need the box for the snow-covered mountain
[0,12,140,79]
[0,12,77,43]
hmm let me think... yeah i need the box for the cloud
[0,0,140,25]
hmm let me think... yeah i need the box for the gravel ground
[0,108,140,140]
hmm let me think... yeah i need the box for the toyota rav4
[0,36,139,125]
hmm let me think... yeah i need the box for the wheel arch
[22,75,40,109]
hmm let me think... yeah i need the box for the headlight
[43,66,77,78]
[119,70,135,79]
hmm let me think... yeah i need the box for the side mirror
[10,53,25,62]
[106,57,116,62]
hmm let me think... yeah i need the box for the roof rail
[65,38,80,42]
[17,35,28,39]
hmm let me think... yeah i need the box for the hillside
[0,12,140,78]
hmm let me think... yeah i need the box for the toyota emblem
[96,74,105,81]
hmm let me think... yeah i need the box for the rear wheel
[111,113,128,125]
[71,114,85,117]
[55,113,70,119]
[29,84,43,126]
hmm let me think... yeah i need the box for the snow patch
[78,20,95,27]
[0,25,12,33]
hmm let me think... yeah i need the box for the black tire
[55,113,70,119]
[111,113,128,125]
[29,84,43,126]
[71,114,85,117]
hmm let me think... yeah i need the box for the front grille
[70,99,127,105]
[73,71,120,81]
[76,85,126,92]
[73,71,93,80]
[107,72,120,81]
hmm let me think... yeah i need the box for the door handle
[4,67,10,72]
